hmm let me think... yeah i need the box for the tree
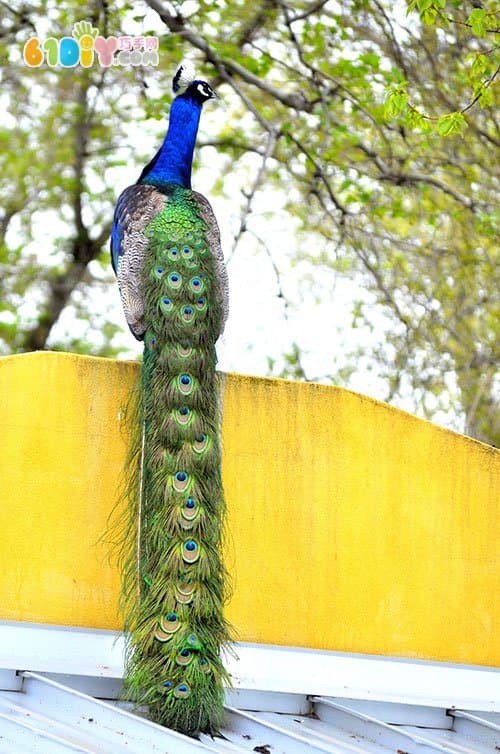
[1,0,147,354]
[1,0,498,444]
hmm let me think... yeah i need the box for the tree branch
[226,129,278,264]
[22,74,111,351]
[143,0,313,111]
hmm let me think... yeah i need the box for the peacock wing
[111,184,168,340]
[191,191,229,336]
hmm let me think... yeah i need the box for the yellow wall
[0,352,498,666]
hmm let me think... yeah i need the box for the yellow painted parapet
[0,352,498,666]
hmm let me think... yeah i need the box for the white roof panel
[0,622,498,754]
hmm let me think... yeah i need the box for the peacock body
[111,67,230,737]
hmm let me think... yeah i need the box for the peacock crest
[172,61,196,93]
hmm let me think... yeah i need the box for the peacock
[110,64,231,737]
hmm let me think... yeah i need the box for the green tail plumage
[118,186,231,736]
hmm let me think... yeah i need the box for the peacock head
[183,80,217,104]
[172,63,217,105]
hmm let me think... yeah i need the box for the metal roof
[0,622,499,753]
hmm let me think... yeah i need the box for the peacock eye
[175,405,194,427]
[152,265,166,281]
[182,538,200,563]
[167,272,182,289]
[175,648,194,666]
[180,305,195,323]
[181,496,199,526]
[193,433,210,454]
[189,277,204,293]
[160,295,173,314]
[173,683,190,699]
[158,611,181,636]
[177,342,193,358]
[173,471,190,492]
[198,657,210,673]
[177,373,194,395]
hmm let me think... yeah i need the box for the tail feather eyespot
[189,277,204,293]
[179,305,195,324]
[173,682,190,699]
[195,297,207,312]
[158,679,173,692]
[176,373,195,395]
[198,657,211,674]
[159,612,181,634]
[182,538,200,563]
[160,296,173,314]
[175,406,194,426]
[175,578,196,604]
[173,471,190,492]
[193,433,210,454]
[177,342,193,358]
[167,272,182,290]
[152,266,165,280]
[175,649,194,666]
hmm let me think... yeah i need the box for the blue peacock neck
[138,94,202,190]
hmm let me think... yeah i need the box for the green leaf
[421,7,437,24]
[360,53,380,69]
[478,86,494,109]
[470,53,489,79]
[405,108,433,133]
[384,86,408,118]
[436,111,467,136]
[417,0,435,11]
[468,8,487,36]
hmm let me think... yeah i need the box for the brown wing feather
[112,184,168,339]
[191,191,229,334]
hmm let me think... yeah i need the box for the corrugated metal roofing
[0,622,499,753]
[1,672,499,754]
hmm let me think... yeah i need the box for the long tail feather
[119,185,231,736]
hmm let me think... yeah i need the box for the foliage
[1,0,498,444]
[385,0,500,135]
